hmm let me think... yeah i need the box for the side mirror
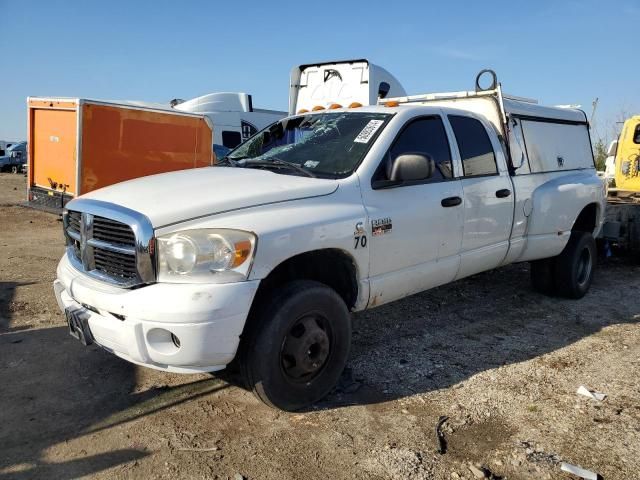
[607,140,618,157]
[389,153,435,182]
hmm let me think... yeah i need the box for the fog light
[171,333,181,348]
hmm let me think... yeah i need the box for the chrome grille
[67,211,82,258]
[63,199,155,287]
[93,216,136,246]
[68,211,81,235]
[94,248,138,278]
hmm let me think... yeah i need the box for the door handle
[441,196,462,207]
[496,189,511,198]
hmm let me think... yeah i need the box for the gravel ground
[1,172,639,479]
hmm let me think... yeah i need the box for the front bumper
[54,254,260,373]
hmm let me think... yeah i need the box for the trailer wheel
[239,280,351,411]
[554,231,596,299]
[530,258,556,295]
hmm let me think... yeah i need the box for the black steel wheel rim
[280,313,332,383]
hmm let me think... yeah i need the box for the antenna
[590,97,599,126]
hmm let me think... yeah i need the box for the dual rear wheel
[531,231,596,299]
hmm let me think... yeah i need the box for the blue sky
[1,0,638,142]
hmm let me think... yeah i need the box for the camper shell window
[517,117,593,172]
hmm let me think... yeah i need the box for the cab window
[449,115,498,177]
[375,116,453,183]
[633,124,640,144]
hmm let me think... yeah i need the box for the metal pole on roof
[590,97,599,127]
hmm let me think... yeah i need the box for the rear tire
[239,280,351,411]
[554,231,596,299]
[530,258,556,294]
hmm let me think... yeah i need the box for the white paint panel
[457,174,513,279]
[521,121,593,172]
[290,61,406,113]
[297,62,370,113]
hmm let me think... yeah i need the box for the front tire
[554,231,596,299]
[239,280,351,411]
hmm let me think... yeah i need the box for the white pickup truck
[54,68,605,410]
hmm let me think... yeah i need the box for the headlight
[157,229,256,283]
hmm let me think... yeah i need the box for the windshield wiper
[217,155,247,167]
[238,158,317,178]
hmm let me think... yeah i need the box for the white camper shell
[288,59,406,114]
[380,73,594,175]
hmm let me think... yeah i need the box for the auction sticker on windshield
[354,120,385,143]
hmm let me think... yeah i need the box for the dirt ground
[1,172,639,480]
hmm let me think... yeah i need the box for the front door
[361,115,464,306]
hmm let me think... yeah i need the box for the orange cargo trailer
[27,97,213,209]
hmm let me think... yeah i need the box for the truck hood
[79,167,339,227]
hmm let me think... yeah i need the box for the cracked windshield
[224,112,390,178]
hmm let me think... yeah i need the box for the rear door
[32,108,78,194]
[446,114,514,279]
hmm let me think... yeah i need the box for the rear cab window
[448,115,498,177]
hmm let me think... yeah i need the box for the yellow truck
[601,116,640,255]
